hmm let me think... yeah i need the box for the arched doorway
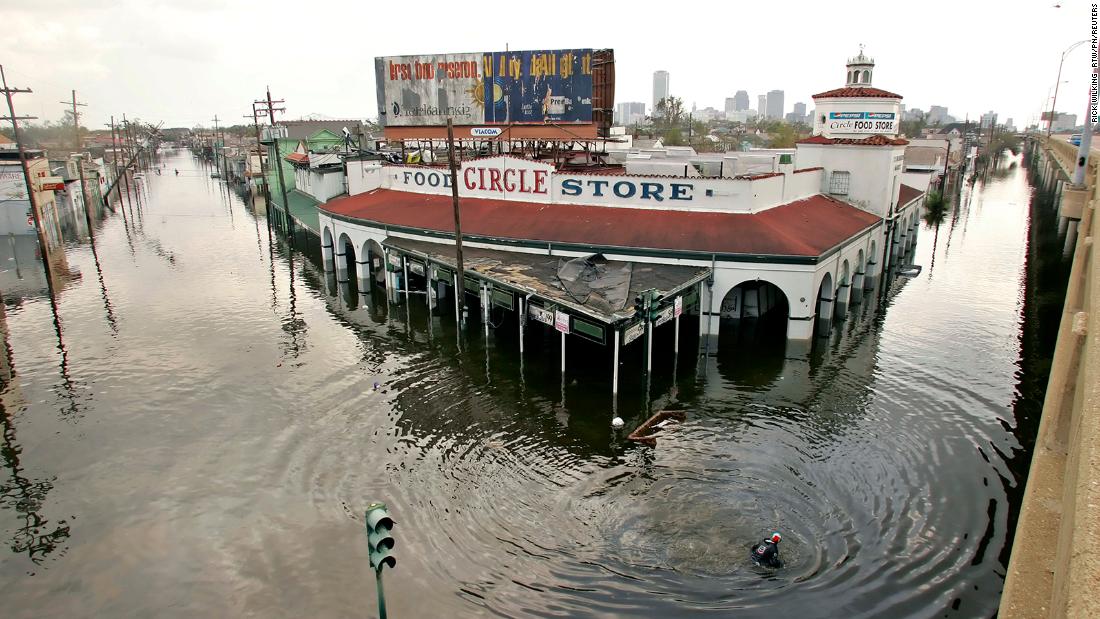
[716,280,789,377]
[363,239,385,286]
[815,272,834,337]
[336,233,355,284]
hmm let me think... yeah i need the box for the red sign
[40,182,65,191]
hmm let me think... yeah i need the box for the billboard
[376,49,594,127]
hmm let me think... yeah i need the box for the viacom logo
[471,127,503,137]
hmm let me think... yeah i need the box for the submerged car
[1069,134,1082,146]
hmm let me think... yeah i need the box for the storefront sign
[529,305,554,326]
[827,111,898,134]
[558,178,693,202]
[555,309,570,334]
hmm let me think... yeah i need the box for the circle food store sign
[828,112,897,134]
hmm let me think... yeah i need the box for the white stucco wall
[795,143,904,218]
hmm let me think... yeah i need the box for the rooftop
[812,86,903,100]
[798,134,909,146]
[321,189,882,261]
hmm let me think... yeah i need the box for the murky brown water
[0,149,1063,617]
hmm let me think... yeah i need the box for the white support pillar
[453,272,460,324]
[612,328,620,395]
[427,264,434,313]
[403,256,410,302]
[560,329,566,374]
[674,313,680,354]
[482,284,489,340]
[382,249,391,296]
[518,295,526,355]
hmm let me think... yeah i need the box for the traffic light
[649,293,664,321]
[366,502,396,573]
[634,293,647,316]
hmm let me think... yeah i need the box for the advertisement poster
[376,49,594,127]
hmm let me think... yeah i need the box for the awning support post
[518,295,526,355]
[560,329,566,374]
[453,272,460,324]
[674,313,680,354]
[403,255,410,302]
[612,328,620,395]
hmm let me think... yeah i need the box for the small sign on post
[529,305,554,326]
[555,310,570,334]
[674,295,683,318]
[654,305,675,327]
[623,321,644,345]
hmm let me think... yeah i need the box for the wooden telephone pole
[1,65,55,283]
[62,90,95,237]
[255,86,293,242]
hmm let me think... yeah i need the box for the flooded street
[0,151,1060,617]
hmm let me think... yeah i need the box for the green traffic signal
[366,502,396,573]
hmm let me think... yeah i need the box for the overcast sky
[1,0,1095,131]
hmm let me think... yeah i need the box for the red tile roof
[285,152,309,164]
[798,134,909,146]
[812,86,903,99]
[898,183,923,207]
[320,190,881,258]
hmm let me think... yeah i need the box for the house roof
[812,86,903,99]
[285,152,310,164]
[320,190,882,259]
[798,134,909,146]
[898,184,923,207]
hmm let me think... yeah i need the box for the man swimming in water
[751,532,782,568]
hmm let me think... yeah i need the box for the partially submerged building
[311,50,924,389]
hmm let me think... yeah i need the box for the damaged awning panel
[381,237,711,325]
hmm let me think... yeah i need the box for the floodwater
[0,150,1064,618]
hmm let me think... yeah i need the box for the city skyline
[0,0,1092,131]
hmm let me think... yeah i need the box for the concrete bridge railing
[1000,136,1098,618]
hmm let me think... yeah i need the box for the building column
[787,315,814,340]
[335,246,348,283]
[850,271,865,304]
[322,240,334,272]
[864,260,878,291]
[834,283,850,319]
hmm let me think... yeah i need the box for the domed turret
[846,46,874,87]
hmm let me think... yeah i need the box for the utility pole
[62,90,94,237]
[256,86,293,242]
[446,118,466,324]
[245,105,272,227]
[1,64,55,283]
[104,117,128,223]
[212,114,228,181]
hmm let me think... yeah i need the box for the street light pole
[1047,40,1087,137]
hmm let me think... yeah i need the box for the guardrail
[1000,136,1098,618]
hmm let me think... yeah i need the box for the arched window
[862,70,871,83]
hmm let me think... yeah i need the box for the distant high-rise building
[766,90,785,120]
[979,110,997,129]
[758,95,767,117]
[734,90,750,111]
[792,101,807,123]
[928,105,949,125]
[652,70,670,115]
[725,98,736,114]
[1005,117,1015,131]
[615,101,646,125]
